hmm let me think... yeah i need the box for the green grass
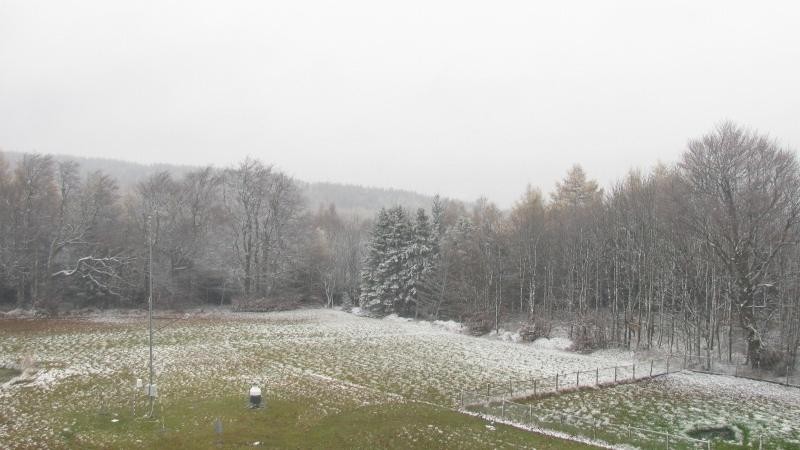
[0,367,21,383]
[0,314,601,449]
[61,392,595,449]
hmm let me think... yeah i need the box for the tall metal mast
[147,214,155,415]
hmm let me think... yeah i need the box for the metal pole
[147,215,154,416]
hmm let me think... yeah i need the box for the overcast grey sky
[1,1,799,206]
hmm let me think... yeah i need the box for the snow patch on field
[531,336,573,350]
[2,308,796,448]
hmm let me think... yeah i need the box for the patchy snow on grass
[496,370,800,448]
[2,308,795,448]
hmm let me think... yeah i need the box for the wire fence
[458,355,788,449]
[681,354,800,387]
[461,357,681,406]
[466,396,711,449]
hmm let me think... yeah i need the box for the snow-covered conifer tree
[359,206,415,315]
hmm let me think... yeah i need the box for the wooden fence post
[614,366,617,383]
[595,367,599,386]
[487,382,491,397]
[533,379,537,397]
[632,364,636,381]
[555,373,559,392]
[528,403,532,423]
[650,360,654,377]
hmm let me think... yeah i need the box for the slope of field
[0,309,615,449]
[4,309,796,449]
[515,371,800,448]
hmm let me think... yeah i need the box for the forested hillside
[2,151,434,218]
[1,122,798,374]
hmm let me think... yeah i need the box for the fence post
[576,371,580,388]
[509,380,513,397]
[534,379,537,397]
[501,400,505,419]
[650,360,654,377]
[787,365,791,386]
[596,367,599,386]
[487,382,491,397]
[555,373,559,392]
[528,403,532,423]
[614,366,618,383]
[632,364,636,381]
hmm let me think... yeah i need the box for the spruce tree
[359,206,415,316]
[359,208,390,314]
[406,208,433,317]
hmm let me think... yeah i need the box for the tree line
[0,155,368,313]
[1,121,798,370]
[358,122,800,371]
